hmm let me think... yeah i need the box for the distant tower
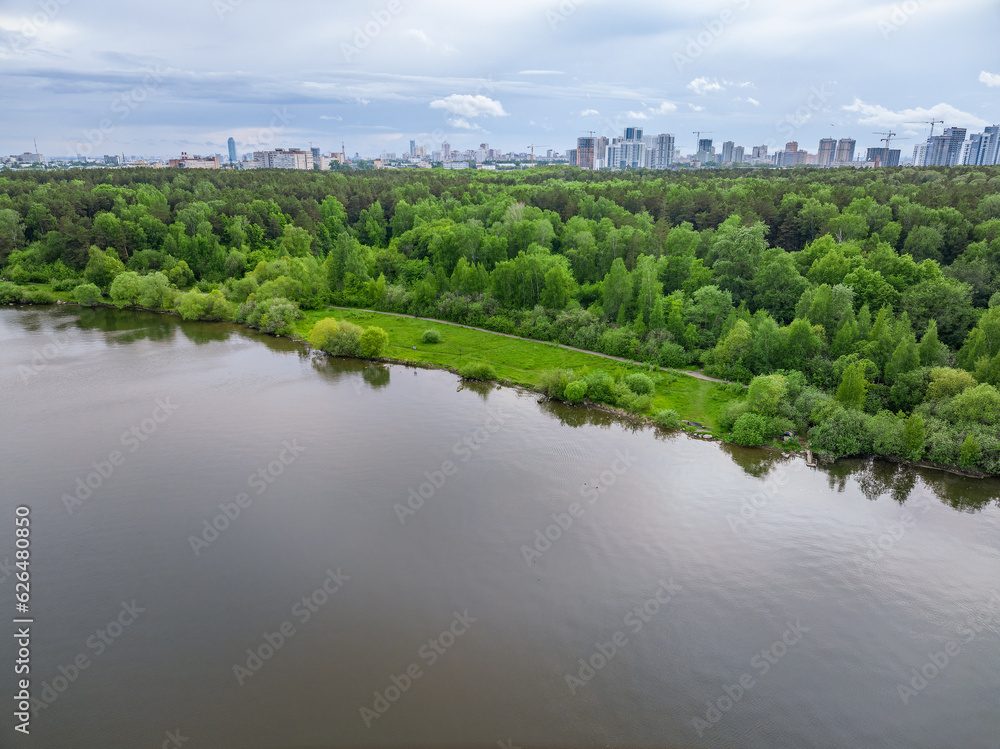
[227,137,237,163]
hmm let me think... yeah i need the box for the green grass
[296,308,735,432]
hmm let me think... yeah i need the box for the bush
[624,373,654,395]
[652,409,681,429]
[311,318,363,356]
[309,318,340,350]
[359,326,389,358]
[0,282,25,304]
[51,278,80,292]
[72,283,102,306]
[564,380,587,402]
[731,412,770,446]
[421,328,442,344]
[177,290,234,322]
[21,287,56,304]
[539,369,571,399]
[659,341,687,368]
[257,298,300,335]
[458,361,498,381]
[582,371,615,403]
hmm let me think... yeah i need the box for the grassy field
[295,308,737,432]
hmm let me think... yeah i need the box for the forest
[1,165,1000,474]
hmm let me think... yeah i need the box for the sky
[1,0,999,160]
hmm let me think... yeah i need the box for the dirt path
[326,306,741,386]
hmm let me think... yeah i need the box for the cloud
[648,101,677,114]
[842,97,987,130]
[687,77,724,95]
[688,104,704,112]
[403,29,456,54]
[623,110,649,120]
[320,115,342,121]
[735,97,760,106]
[519,70,565,75]
[580,108,599,116]
[429,94,507,118]
[980,71,1000,87]
[447,117,483,131]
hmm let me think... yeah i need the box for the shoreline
[24,299,999,480]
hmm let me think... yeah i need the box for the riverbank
[293,306,738,436]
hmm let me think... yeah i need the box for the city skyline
[1,0,999,160]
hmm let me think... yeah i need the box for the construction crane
[527,144,550,166]
[871,131,909,168]
[692,131,714,151]
[906,119,944,139]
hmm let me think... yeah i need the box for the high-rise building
[227,137,237,164]
[751,145,768,162]
[252,148,314,170]
[912,142,929,167]
[607,128,646,169]
[984,125,1000,166]
[944,127,967,166]
[409,140,416,157]
[721,141,735,163]
[576,137,596,169]
[442,142,451,161]
[865,147,900,167]
[835,138,856,163]
[647,133,675,169]
[733,146,745,164]
[567,149,578,167]
[817,138,837,166]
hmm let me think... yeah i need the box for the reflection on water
[2,306,999,749]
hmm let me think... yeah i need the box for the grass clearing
[296,308,735,432]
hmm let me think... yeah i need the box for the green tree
[84,246,126,291]
[746,374,788,417]
[109,271,142,308]
[902,413,925,460]
[836,361,869,410]
[959,434,981,468]
[918,318,942,366]
[73,282,102,306]
[359,326,389,357]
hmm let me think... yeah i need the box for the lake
[1,306,998,748]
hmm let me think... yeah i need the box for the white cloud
[980,71,1000,87]
[735,97,760,106]
[623,110,649,120]
[448,117,484,131]
[842,98,987,130]
[688,104,704,112]
[320,115,342,121]
[580,108,599,116]
[404,29,432,44]
[687,77,724,95]
[648,101,677,114]
[519,70,565,75]
[429,94,508,118]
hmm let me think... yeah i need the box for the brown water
[1,306,999,749]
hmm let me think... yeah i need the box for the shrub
[421,328,442,344]
[177,290,234,322]
[72,283,102,306]
[312,319,363,356]
[731,412,769,446]
[483,315,516,335]
[564,380,587,402]
[458,361,498,381]
[582,371,615,403]
[359,326,389,358]
[624,372,654,395]
[21,287,56,304]
[659,341,687,368]
[539,369,571,399]
[51,278,80,292]
[257,298,300,335]
[309,318,340,350]
[0,282,25,304]
[652,409,681,429]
